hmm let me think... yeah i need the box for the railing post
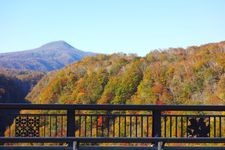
[67,109,75,147]
[152,110,161,137]
[152,109,162,147]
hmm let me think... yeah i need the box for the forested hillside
[27,41,225,105]
[0,69,45,103]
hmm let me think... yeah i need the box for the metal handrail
[1,137,225,143]
[1,103,225,111]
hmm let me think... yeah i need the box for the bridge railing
[1,104,225,148]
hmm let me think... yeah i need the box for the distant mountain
[0,41,96,71]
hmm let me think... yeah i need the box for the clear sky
[1,0,225,56]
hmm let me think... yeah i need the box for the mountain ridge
[0,41,96,71]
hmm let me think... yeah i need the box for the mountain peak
[0,41,96,71]
[39,40,74,50]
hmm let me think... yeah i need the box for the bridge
[0,104,225,150]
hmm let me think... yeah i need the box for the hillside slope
[27,41,225,105]
[0,41,95,71]
[0,69,45,103]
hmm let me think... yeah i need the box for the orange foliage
[152,83,164,94]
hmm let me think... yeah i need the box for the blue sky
[1,0,225,56]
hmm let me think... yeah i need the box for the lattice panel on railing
[161,115,216,138]
[187,117,210,137]
[15,116,40,137]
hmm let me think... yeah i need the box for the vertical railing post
[67,109,75,147]
[152,110,161,150]
[152,110,161,137]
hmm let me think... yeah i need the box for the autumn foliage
[26,41,225,105]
